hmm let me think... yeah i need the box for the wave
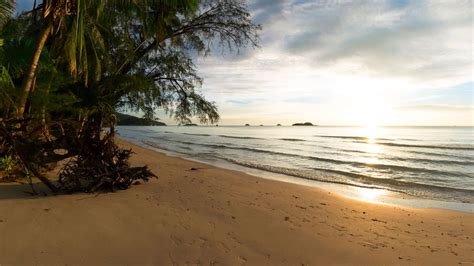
[365,141,474,151]
[121,128,152,134]
[336,146,473,162]
[182,134,306,142]
[315,135,392,141]
[178,145,193,151]
[162,139,472,178]
[278,138,306,142]
[410,150,474,161]
[312,144,473,166]
[396,157,473,166]
[218,135,263,140]
[222,158,474,200]
[315,135,474,151]
[138,138,474,202]
[142,140,175,153]
[183,133,212,137]
[161,131,473,151]
[270,138,473,161]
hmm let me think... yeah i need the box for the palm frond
[0,0,15,26]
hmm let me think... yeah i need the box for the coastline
[0,138,473,264]
[118,125,474,208]
[134,136,474,213]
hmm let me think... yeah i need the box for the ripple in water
[118,125,474,203]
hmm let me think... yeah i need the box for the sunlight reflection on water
[354,187,387,202]
[117,125,474,207]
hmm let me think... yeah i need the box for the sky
[17,0,474,126]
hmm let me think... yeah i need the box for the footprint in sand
[237,256,247,263]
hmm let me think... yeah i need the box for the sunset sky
[17,0,473,126]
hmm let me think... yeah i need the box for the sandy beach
[0,139,473,265]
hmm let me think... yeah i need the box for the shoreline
[0,138,473,264]
[127,136,474,213]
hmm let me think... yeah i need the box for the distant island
[245,124,250,126]
[292,122,314,126]
[183,123,198,126]
[277,124,282,126]
[116,113,166,126]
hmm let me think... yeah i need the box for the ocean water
[117,126,474,204]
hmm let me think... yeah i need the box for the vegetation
[116,113,166,126]
[0,0,260,193]
[292,122,314,126]
[0,154,15,172]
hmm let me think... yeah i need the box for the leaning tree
[0,0,260,193]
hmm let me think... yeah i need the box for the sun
[355,100,387,129]
[338,79,396,127]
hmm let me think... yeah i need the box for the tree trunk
[26,163,58,193]
[17,24,52,117]
[41,76,53,141]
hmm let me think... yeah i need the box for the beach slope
[0,139,472,265]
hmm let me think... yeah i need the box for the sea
[117,125,474,211]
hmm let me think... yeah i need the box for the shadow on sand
[0,182,53,200]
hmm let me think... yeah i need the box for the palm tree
[16,0,195,117]
[0,0,15,48]
[0,0,15,25]
[0,0,15,116]
[17,0,74,117]
[16,0,109,116]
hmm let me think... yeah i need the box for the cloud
[14,0,473,125]
[206,0,472,87]
[201,0,472,88]
[277,0,472,82]
[249,0,287,24]
[225,99,254,105]
[396,104,474,111]
[190,0,473,125]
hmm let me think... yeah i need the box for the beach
[118,125,474,205]
[0,139,473,265]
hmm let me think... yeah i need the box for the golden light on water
[362,124,378,142]
[365,143,382,154]
[361,124,383,164]
[355,187,387,202]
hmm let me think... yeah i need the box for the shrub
[0,155,16,172]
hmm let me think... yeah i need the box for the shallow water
[118,125,474,204]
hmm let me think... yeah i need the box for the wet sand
[0,139,473,265]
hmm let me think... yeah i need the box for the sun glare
[341,82,396,127]
[360,124,383,164]
[363,124,378,142]
[355,187,386,202]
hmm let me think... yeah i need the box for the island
[292,122,314,126]
[277,124,282,126]
[183,123,198,126]
[116,113,166,126]
[245,124,250,126]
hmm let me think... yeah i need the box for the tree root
[0,117,156,193]
[58,131,156,193]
